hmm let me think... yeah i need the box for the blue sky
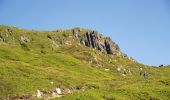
[0,0,170,66]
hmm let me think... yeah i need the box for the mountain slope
[0,25,169,100]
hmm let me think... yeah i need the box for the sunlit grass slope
[0,25,169,100]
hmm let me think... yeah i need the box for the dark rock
[19,95,31,100]
[144,72,149,79]
[104,40,113,54]
[80,31,115,55]
[47,34,52,39]
[115,44,120,51]
[8,95,31,100]
[159,64,164,67]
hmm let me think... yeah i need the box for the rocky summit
[0,25,169,100]
[72,28,119,55]
[46,27,121,56]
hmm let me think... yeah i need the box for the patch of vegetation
[0,25,169,100]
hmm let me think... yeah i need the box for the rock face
[104,39,113,54]
[74,30,116,55]
[72,29,79,38]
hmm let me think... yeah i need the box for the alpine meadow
[0,26,169,100]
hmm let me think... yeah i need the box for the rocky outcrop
[20,35,30,44]
[78,31,115,55]
[48,28,119,55]
[104,39,113,54]
[72,29,80,38]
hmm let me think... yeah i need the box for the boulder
[36,90,42,98]
[55,88,62,95]
[143,71,149,78]
[20,35,30,44]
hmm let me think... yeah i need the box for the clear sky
[0,0,170,66]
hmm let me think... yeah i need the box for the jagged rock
[20,35,30,44]
[80,31,97,48]
[61,38,67,44]
[72,29,80,38]
[104,40,113,54]
[80,31,115,55]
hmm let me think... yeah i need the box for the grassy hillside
[0,25,169,100]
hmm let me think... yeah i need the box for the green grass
[0,25,169,99]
